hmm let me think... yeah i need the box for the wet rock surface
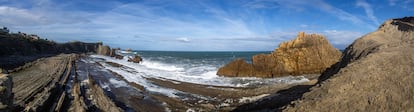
[128,55,143,63]
[8,54,121,111]
[217,32,341,78]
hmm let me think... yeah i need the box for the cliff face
[217,32,341,78]
[0,35,99,56]
[284,17,414,111]
[0,34,100,70]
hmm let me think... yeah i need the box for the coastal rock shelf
[1,52,315,111]
[217,32,342,78]
[10,54,121,111]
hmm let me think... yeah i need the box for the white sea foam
[90,55,309,88]
[140,60,184,71]
[109,78,128,88]
[101,82,111,91]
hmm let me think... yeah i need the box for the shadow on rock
[232,85,313,112]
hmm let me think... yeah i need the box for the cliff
[0,33,101,70]
[283,17,414,111]
[217,32,341,77]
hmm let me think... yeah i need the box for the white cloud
[0,0,371,51]
[309,0,363,25]
[300,24,308,28]
[356,0,380,25]
[388,0,398,6]
[243,0,280,9]
[322,30,363,48]
[0,6,45,25]
[176,37,190,42]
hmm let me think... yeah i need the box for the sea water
[92,50,309,88]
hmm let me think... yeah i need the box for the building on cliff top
[0,27,9,34]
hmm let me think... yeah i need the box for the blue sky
[0,0,412,51]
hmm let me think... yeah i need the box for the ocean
[90,50,308,87]
[82,50,310,110]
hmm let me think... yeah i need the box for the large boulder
[216,58,254,77]
[128,56,142,63]
[217,32,341,78]
[96,44,110,56]
[283,17,414,111]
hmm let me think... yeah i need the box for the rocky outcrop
[217,32,341,78]
[128,56,143,63]
[97,45,124,59]
[0,73,12,112]
[97,45,111,56]
[283,17,414,111]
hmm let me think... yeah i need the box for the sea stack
[97,44,111,56]
[217,32,341,78]
[283,17,414,111]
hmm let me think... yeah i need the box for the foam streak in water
[90,55,309,88]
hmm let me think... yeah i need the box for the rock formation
[128,56,143,63]
[0,32,100,70]
[283,17,414,111]
[217,32,341,78]
[96,45,124,59]
[97,45,111,56]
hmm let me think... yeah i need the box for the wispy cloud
[356,0,380,25]
[246,0,375,29]
[321,30,363,48]
[243,0,280,9]
[388,0,398,6]
[0,6,45,26]
[310,0,364,25]
[176,37,190,43]
[0,0,399,51]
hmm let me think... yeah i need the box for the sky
[0,0,412,51]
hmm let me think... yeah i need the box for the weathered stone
[217,58,254,77]
[96,45,111,56]
[0,74,13,111]
[217,32,341,78]
[114,54,124,59]
[284,17,414,112]
[109,48,117,57]
[128,56,143,63]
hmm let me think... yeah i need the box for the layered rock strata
[0,32,100,70]
[217,32,341,77]
[283,17,414,111]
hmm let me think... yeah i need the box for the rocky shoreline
[0,16,413,112]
